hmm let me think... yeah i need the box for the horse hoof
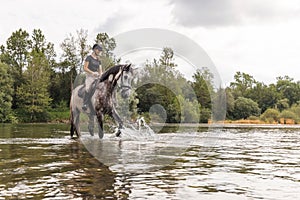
[115,129,121,137]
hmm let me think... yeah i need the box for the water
[0,123,300,199]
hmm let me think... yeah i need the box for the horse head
[119,63,133,98]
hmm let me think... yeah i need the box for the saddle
[78,85,85,98]
[78,79,99,99]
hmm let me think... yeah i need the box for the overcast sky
[1,0,300,85]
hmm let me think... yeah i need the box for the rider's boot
[82,91,89,111]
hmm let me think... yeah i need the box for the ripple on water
[1,124,300,199]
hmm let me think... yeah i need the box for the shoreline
[151,122,300,129]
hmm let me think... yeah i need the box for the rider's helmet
[92,44,102,51]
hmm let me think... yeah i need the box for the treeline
[225,72,300,123]
[0,28,116,122]
[1,28,300,124]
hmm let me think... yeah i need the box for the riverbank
[150,122,300,129]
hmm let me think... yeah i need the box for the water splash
[113,117,156,140]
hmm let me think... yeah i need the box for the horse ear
[124,63,131,71]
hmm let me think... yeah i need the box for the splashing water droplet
[112,117,156,140]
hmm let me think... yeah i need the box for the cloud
[170,0,300,27]
[95,12,132,34]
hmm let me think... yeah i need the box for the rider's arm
[98,64,103,76]
[83,61,92,74]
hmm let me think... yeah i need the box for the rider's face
[94,49,102,56]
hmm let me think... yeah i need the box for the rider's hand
[92,72,99,77]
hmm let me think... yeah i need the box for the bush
[48,110,70,122]
[260,108,280,122]
[200,108,211,123]
[232,97,260,119]
[247,115,260,120]
[279,110,298,122]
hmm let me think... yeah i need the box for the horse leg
[112,108,123,137]
[88,114,94,136]
[96,112,104,139]
[70,109,77,139]
[74,109,81,138]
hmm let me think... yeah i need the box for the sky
[1,0,300,86]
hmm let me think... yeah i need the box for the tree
[16,51,52,122]
[0,62,13,122]
[232,97,260,119]
[3,29,32,109]
[191,67,214,109]
[32,29,56,69]
[260,108,280,123]
[276,76,300,106]
[230,71,256,98]
[159,47,176,68]
[212,87,227,121]
[248,82,278,113]
[177,95,200,123]
[95,32,117,70]
[60,33,80,77]
[224,88,235,119]
[76,29,90,71]
[276,98,289,112]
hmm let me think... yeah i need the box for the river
[0,123,299,199]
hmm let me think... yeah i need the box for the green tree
[224,88,235,119]
[212,87,227,121]
[16,51,52,122]
[230,71,256,98]
[76,29,90,71]
[279,110,298,122]
[232,97,260,119]
[191,67,214,109]
[276,98,289,112]
[2,29,32,109]
[95,32,117,70]
[260,108,280,123]
[60,33,80,82]
[276,76,300,106]
[0,62,13,122]
[50,29,89,107]
[159,47,176,68]
[177,95,200,123]
[135,48,193,123]
[32,29,56,68]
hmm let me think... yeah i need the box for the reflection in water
[0,124,300,199]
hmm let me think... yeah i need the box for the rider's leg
[82,75,93,111]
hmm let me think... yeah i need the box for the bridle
[119,70,132,90]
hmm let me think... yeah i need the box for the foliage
[199,108,211,123]
[177,95,200,123]
[279,110,298,122]
[16,50,52,122]
[135,48,202,123]
[95,32,117,70]
[230,71,256,98]
[276,76,300,106]
[0,62,13,122]
[2,28,300,123]
[260,108,280,122]
[212,87,227,121]
[191,67,214,109]
[232,97,260,120]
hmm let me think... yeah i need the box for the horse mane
[99,65,123,82]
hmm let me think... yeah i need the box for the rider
[82,44,103,111]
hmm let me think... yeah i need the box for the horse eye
[124,75,128,80]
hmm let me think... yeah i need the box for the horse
[70,63,133,139]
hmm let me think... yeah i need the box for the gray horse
[70,64,133,139]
